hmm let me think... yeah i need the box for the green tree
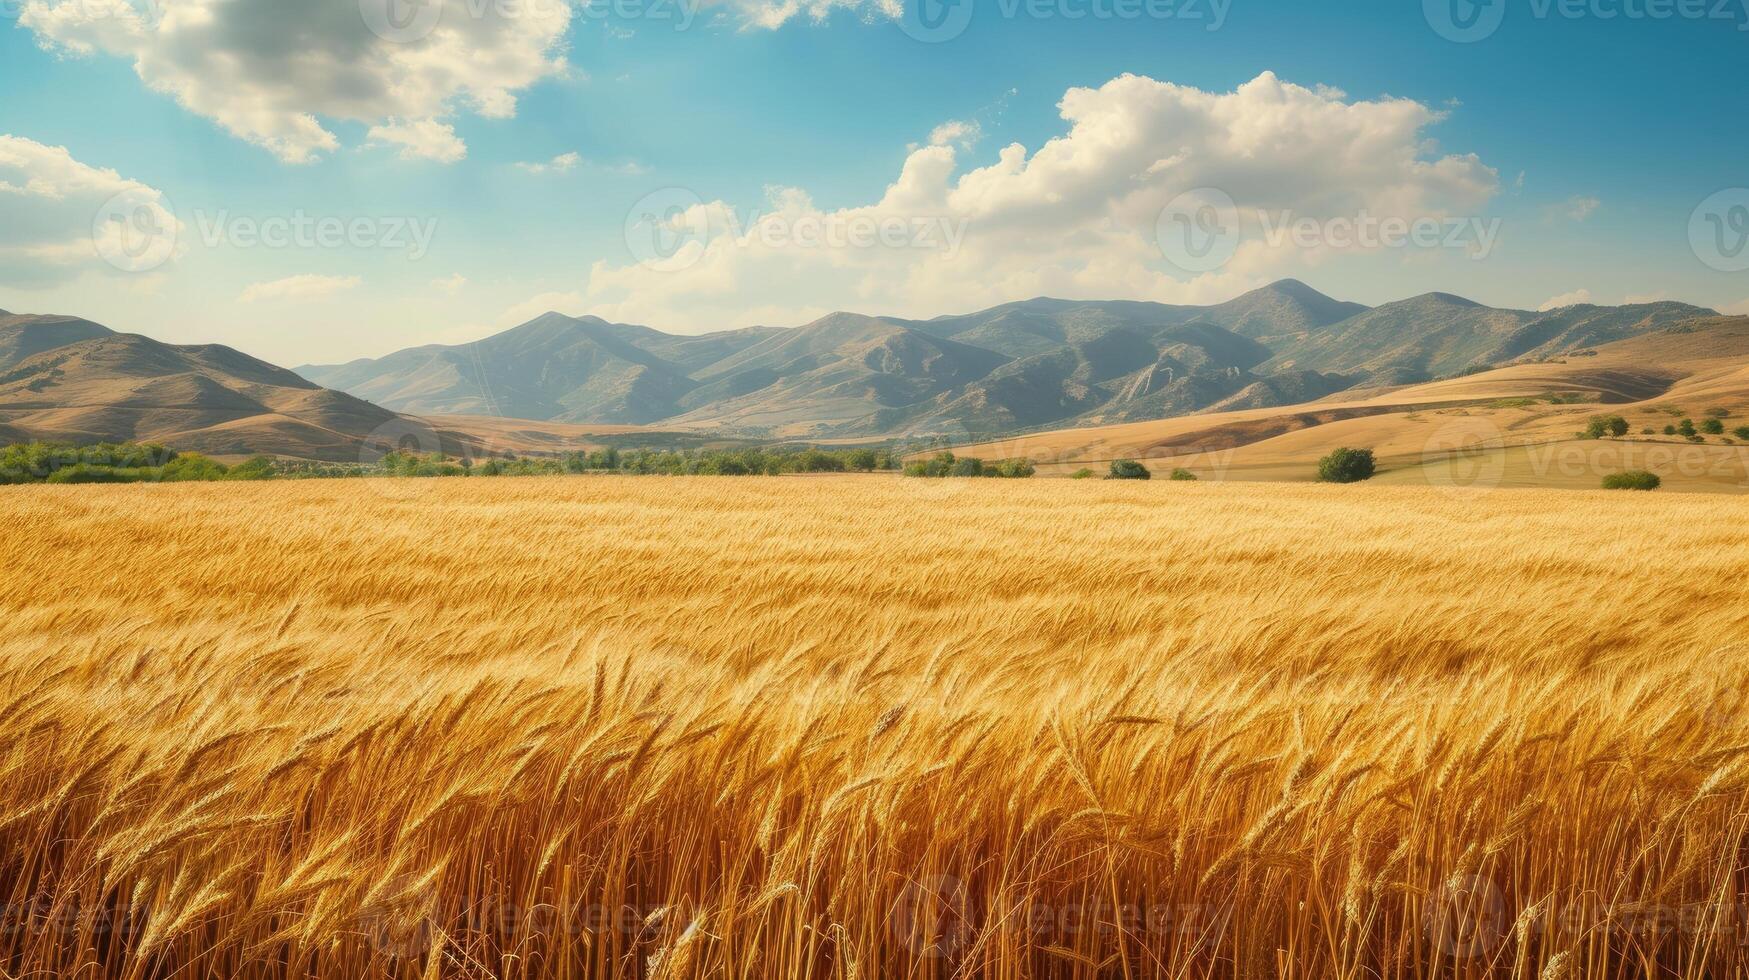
[846,449,879,472]
[1602,470,1661,491]
[1108,459,1150,480]
[1317,448,1376,484]
[1702,418,1725,435]
[1169,468,1199,481]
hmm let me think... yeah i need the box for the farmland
[4,477,1749,978]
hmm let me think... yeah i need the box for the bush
[225,455,278,480]
[1702,418,1725,435]
[1664,425,1678,436]
[1070,468,1094,479]
[1317,448,1376,484]
[1735,426,1749,442]
[1641,428,1655,435]
[1678,418,1697,437]
[991,458,1035,478]
[949,457,984,478]
[1707,407,1731,418]
[1602,470,1661,491]
[1584,415,1628,439]
[846,449,879,472]
[1108,459,1150,480]
[1169,468,1199,481]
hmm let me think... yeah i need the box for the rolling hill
[0,317,421,460]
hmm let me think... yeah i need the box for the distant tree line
[901,452,1035,478]
[0,442,277,484]
[0,441,904,484]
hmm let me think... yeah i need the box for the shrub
[1688,435,1707,444]
[1070,468,1094,479]
[1707,407,1731,418]
[1677,418,1697,437]
[224,456,278,481]
[1108,459,1150,480]
[1584,415,1628,439]
[1317,448,1376,484]
[1640,428,1655,435]
[1736,426,1749,441]
[1702,418,1725,435]
[1664,425,1678,436]
[1601,470,1661,491]
[992,458,1035,478]
[846,449,879,472]
[1169,468,1199,481]
[949,457,985,478]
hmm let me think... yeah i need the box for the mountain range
[0,283,1720,459]
[298,281,1714,439]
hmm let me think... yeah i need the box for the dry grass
[4,476,1749,979]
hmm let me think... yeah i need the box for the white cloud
[240,274,362,303]
[517,152,583,175]
[367,120,468,164]
[1544,195,1599,222]
[1538,289,1593,311]
[17,0,571,164]
[432,273,467,295]
[0,134,181,284]
[928,120,981,149]
[583,72,1500,333]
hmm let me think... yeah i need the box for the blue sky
[2,0,1746,365]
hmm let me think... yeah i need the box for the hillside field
[5,477,1749,978]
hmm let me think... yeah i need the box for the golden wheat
[3,476,1749,979]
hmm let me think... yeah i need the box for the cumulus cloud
[0,133,181,284]
[517,152,583,175]
[1538,289,1593,311]
[239,274,362,303]
[582,72,1501,332]
[16,0,571,164]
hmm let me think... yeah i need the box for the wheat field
[4,476,1749,979]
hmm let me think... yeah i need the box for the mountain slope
[298,313,721,424]
[1264,293,1716,385]
[670,313,1012,434]
[0,324,405,460]
[0,313,116,372]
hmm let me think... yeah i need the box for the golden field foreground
[5,477,1749,979]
